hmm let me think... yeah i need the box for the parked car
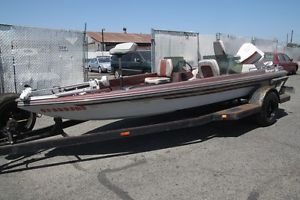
[263,52,298,74]
[87,56,111,73]
[111,50,151,78]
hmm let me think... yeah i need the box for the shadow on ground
[0,108,288,174]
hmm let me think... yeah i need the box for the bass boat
[17,42,289,121]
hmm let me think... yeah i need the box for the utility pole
[83,22,88,81]
[101,28,105,52]
[290,30,293,43]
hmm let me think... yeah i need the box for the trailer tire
[255,91,279,127]
[98,66,102,74]
[292,65,298,75]
[0,93,36,133]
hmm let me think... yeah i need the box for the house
[87,31,151,54]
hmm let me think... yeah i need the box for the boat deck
[108,71,193,91]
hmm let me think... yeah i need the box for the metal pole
[101,28,105,51]
[197,32,200,62]
[151,29,155,73]
[83,23,88,81]
[11,41,17,93]
[0,46,5,93]
[118,56,123,88]
[13,57,17,93]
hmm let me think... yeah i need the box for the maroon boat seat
[198,59,220,78]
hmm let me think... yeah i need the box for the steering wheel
[184,61,193,72]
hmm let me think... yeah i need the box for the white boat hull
[18,70,288,121]
[21,86,254,120]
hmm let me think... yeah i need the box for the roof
[87,32,151,44]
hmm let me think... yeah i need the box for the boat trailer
[0,84,290,156]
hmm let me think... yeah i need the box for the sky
[1,0,300,43]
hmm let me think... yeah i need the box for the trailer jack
[2,118,17,144]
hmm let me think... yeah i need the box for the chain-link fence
[201,33,300,62]
[151,30,300,74]
[0,24,86,94]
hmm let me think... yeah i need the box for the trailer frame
[0,87,290,155]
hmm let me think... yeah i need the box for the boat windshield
[97,56,111,62]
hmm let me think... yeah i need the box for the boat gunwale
[18,70,287,106]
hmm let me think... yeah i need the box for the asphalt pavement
[0,72,300,200]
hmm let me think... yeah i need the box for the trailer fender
[249,87,280,126]
[249,86,279,106]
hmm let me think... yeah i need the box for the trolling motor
[109,42,137,88]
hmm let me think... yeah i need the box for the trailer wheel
[255,91,279,127]
[292,66,298,75]
[98,66,102,74]
[0,93,36,134]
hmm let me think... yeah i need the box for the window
[97,56,111,62]
[282,54,291,62]
[111,55,118,62]
[278,54,286,62]
[132,53,141,62]
[263,53,273,62]
[122,53,132,62]
[139,51,151,62]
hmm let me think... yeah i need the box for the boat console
[109,42,138,88]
